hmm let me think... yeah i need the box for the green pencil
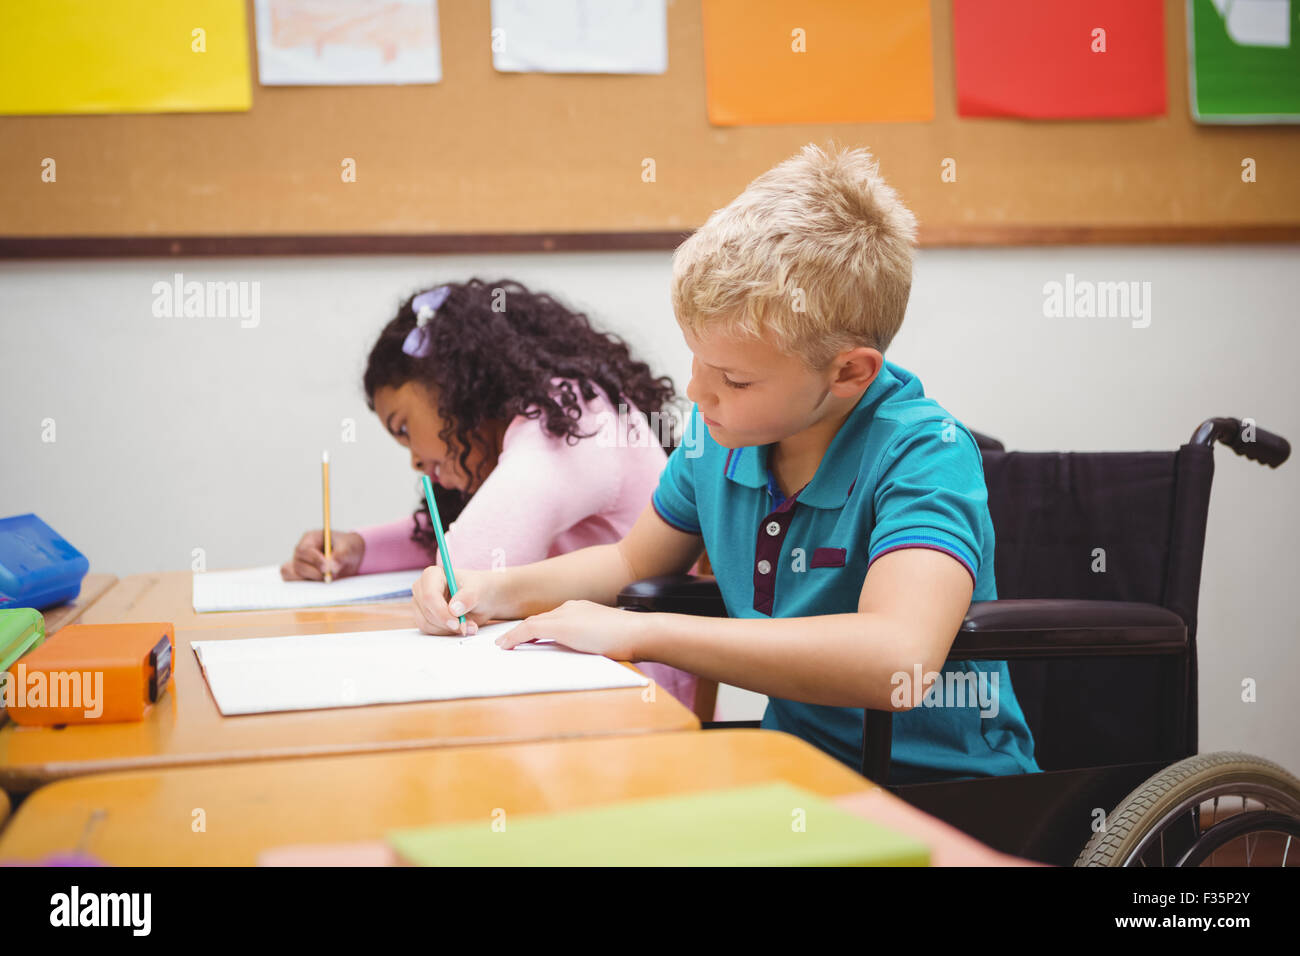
[420,474,467,630]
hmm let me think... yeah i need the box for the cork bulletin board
[1,0,1297,256]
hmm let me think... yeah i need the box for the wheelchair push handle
[1192,417,1290,468]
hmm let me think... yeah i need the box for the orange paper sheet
[702,0,933,126]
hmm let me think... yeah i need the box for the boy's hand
[495,600,644,661]
[280,530,365,581]
[412,567,507,636]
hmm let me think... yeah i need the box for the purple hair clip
[402,285,452,357]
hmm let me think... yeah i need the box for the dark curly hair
[363,278,679,560]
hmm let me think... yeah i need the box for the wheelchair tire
[1075,751,1300,867]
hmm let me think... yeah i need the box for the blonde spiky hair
[671,142,918,369]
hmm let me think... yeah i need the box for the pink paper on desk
[258,841,400,867]
[833,791,1047,867]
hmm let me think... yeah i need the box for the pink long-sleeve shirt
[355,379,703,714]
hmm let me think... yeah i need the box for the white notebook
[192,622,648,716]
[192,566,421,613]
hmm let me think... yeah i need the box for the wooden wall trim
[1,225,1297,259]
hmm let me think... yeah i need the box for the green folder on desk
[0,608,45,720]
[386,782,930,866]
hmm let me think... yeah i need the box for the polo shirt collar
[722,361,902,510]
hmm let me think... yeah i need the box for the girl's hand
[495,600,645,661]
[412,567,506,636]
[280,530,365,581]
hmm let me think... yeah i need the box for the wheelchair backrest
[979,444,1215,770]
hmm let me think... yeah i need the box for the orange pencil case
[3,622,174,725]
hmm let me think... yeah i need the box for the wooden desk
[39,573,118,635]
[81,570,418,631]
[0,616,698,793]
[0,788,8,830]
[0,729,1031,866]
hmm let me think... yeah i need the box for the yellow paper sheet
[0,0,251,115]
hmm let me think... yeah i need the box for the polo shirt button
[757,559,772,574]
[765,521,781,536]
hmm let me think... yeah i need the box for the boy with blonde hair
[413,143,1040,783]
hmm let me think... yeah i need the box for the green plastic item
[386,781,930,867]
[0,607,45,719]
[0,606,45,674]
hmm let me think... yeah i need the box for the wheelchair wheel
[1075,751,1300,867]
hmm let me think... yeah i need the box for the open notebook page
[192,565,421,613]
[191,621,648,715]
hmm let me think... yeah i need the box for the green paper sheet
[1189,0,1300,122]
[387,782,930,867]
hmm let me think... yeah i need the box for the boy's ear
[831,346,883,394]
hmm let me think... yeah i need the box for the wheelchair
[619,416,1300,866]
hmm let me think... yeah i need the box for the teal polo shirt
[652,360,1040,784]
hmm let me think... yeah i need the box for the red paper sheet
[953,0,1166,118]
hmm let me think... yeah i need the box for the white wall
[2,245,1297,773]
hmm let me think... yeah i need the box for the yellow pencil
[321,450,333,583]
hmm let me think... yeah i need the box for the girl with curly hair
[280,278,702,710]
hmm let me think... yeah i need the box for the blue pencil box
[0,514,90,611]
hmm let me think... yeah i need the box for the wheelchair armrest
[866,599,1187,785]
[617,582,1188,787]
[951,599,1187,660]
[617,575,727,617]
